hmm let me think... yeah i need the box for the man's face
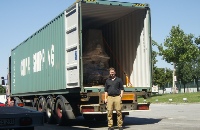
[109,70,116,79]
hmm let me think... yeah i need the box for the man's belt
[108,94,120,97]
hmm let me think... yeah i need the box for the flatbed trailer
[0,106,43,130]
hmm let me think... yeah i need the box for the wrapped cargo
[83,29,110,85]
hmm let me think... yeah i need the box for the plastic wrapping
[83,29,110,85]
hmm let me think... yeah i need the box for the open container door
[65,3,80,88]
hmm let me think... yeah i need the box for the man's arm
[120,90,124,98]
[120,78,124,98]
[105,92,108,103]
[104,81,108,103]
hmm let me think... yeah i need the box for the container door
[65,3,80,88]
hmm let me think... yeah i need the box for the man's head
[109,67,116,79]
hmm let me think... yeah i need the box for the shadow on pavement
[37,116,162,130]
[124,116,161,125]
[123,116,161,129]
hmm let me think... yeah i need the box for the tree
[151,39,173,92]
[158,25,199,93]
[152,39,158,69]
[191,59,200,92]
[152,39,157,85]
[153,68,172,93]
[176,62,193,93]
[191,35,200,92]
[152,39,159,85]
[195,36,200,45]
[165,68,173,87]
[153,68,165,90]
[158,25,199,63]
[0,85,6,94]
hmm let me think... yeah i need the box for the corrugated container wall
[11,13,66,94]
[81,2,151,88]
[102,9,151,88]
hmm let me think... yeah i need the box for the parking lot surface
[36,103,200,130]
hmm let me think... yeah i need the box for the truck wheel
[55,99,62,123]
[37,97,46,112]
[83,114,94,120]
[14,97,22,106]
[55,98,67,125]
[37,96,46,123]
[55,96,75,125]
[46,97,56,124]
[94,114,107,121]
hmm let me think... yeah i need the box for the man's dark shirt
[104,77,124,96]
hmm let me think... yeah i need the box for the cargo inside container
[81,2,151,88]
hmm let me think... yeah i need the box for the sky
[0,0,200,78]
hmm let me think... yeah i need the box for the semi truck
[3,0,152,125]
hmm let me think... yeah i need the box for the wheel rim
[38,103,43,112]
[57,103,62,118]
[47,103,51,117]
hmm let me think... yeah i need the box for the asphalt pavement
[35,103,200,130]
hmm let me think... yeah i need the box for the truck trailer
[4,0,152,125]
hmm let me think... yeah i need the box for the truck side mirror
[1,77,5,85]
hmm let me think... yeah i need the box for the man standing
[104,67,124,130]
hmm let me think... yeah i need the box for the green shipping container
[11,12,67,94]
[11,0,152,96]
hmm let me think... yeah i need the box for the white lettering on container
[20,44,54,76]
[48,45,54,67]
[21,57,30,76]
[33,49,45,73]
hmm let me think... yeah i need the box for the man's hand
[105,98,107,104]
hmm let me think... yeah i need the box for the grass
[138,92,200,104]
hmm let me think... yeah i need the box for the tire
[37,97,46,112]
[36,97,46,123]
[55,99,63,125]
[94,114,107,121]
[46,97,56,124]
[55,96,75,125]
[83,114,94,120]
[14,97,22,106]
[56,98,71,125]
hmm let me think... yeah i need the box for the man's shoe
[108,127,114,130]
[119,127,123,130]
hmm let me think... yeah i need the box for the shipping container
[11,0,151,95]
[7,0,151,125]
